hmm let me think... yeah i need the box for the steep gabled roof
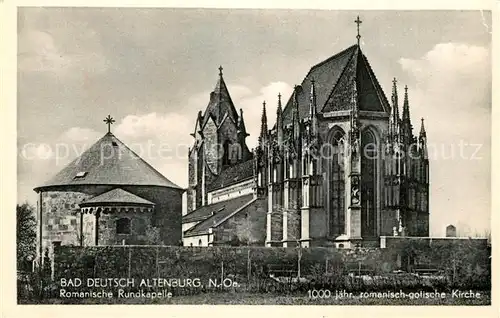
[34,132,182,191]
[207,159,254,191]
[281,44,390,125]
[182,194,254,224]
[183,194,256,236]
[80,188,154,206]
[201,73,239,128]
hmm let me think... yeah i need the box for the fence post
[128,247,132,278]
[247,249,251,284]
[156,246,159,278]
[221,261,224,290]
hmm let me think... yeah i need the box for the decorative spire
[402,85,410,122]
[259,101,268,145]
[293,85,300,112]
[354,15,363,46]
[237,108,249,137]
[419,118,427,138]
[309,78,318,137]
[391,78,399,110]
[103,115,115,134]
[218,65,223,77]
[276,92,284,151]
[419,118,428,159]
[390,78,400,135]
[309,78,317,117]
[292,85,300,140]
[277,93,282,114]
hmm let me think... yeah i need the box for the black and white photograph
[8,5,494,308]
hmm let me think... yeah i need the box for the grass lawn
[23,290,491,305]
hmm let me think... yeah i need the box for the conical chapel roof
[34,132,182,191]
[281,44,390,125]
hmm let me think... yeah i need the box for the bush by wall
[52,241,490,295]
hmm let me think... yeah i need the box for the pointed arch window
[361,130,378,238]
[329,129,345,236]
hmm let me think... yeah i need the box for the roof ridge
[35,132,183,191]
[306,44,358,78]
[321,45,359,112]
[111,134,182,189]
[358,51,391,113]
[213,197,257,227]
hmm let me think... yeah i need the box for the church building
[34,118,184,261]
[183,17,430,248]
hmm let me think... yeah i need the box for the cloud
[63,127,102,143]
[399,43,490,113]
[108,82,293,189]
[18,9,109,76]
[233,81,294,148]
[399,42,491,235]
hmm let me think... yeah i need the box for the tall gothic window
[361,129,378,238]
[329,129,345,236]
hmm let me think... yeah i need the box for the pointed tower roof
[281,45,390,125]
[402,85,411,123]
[419,118,427,137]
[238,108,249,136]
[34,132,182,191]
[277,93,283,118]
[259,101,268,139]
[202,66,239,127]
[391,78,400,121]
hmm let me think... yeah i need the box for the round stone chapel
[33,130,183,257]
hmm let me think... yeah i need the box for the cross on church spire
[218,65,223,77]
[354,15,362,45]
[103,115,115,133]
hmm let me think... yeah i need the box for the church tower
[187,66,252,213]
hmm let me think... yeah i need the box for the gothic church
[183,23,430,248]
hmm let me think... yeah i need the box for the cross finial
[103,115,115,133]
[218,65,223,77]
[278,92,281,101]
[393,77,397,85]
[354,15,362,45]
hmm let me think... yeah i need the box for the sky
[17,8,492,237]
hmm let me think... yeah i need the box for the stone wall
[53,241,491,291]
[214,198,267,245]
[37,184,183,261]
[38,189,97,259]
[119,185,183,246]
[97,210,153,245]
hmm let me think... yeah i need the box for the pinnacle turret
[259,101,268,146]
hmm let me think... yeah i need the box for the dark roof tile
[35,133,181,191]
[183,194,256,236]
[207,159,254,191]
[80,188,154,206]
[281,44,390,126]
